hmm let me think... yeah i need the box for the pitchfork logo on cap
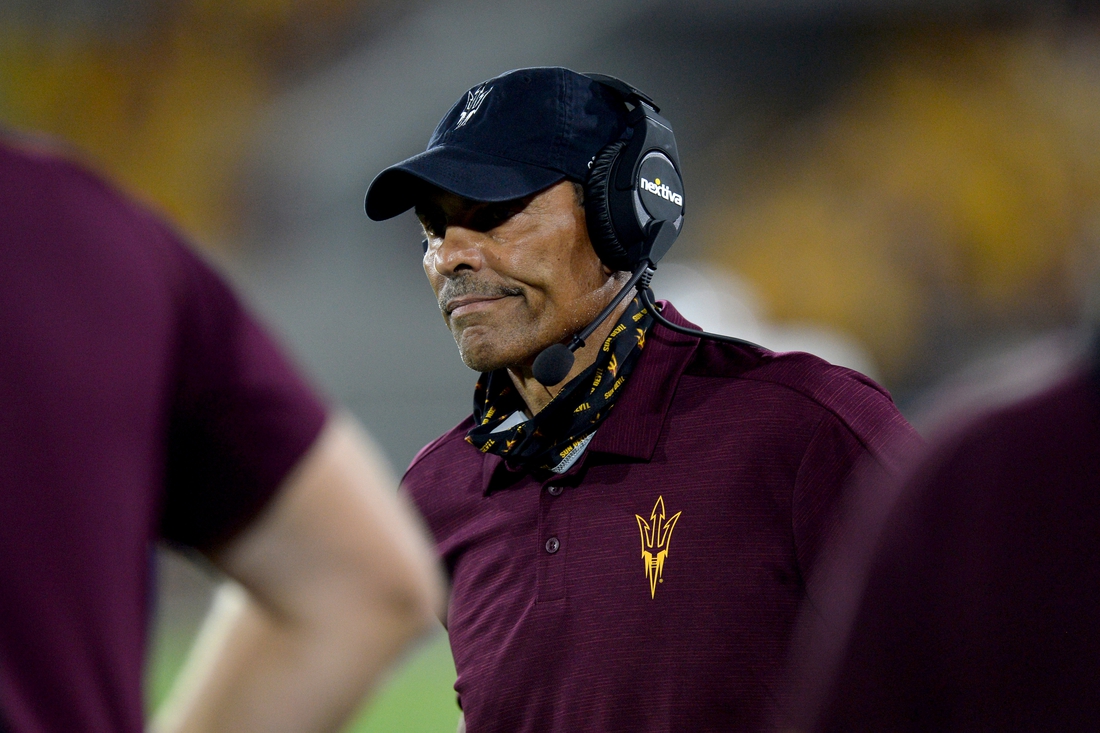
[635,496,681,599]
[455,84,492,129]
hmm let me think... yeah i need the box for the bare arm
[151,413,445,733]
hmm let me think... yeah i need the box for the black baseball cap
[364,66,627,221]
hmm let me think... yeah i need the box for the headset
[530,73,760,386]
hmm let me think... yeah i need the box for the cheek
[547,254,606,307]
[570,238,609,286]
[424,264,444,299]
[504,242,580,300]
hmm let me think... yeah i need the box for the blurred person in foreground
[0,132,444,733]
[363,66,919,732]
[783,331,1100,730]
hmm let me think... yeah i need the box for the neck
[508,295,633,416]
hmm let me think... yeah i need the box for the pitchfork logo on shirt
[455,85,492,129]
[635,496,681,599]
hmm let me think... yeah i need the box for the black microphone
[532,263,650,386]
[530,343,576,387]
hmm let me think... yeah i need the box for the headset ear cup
[584,140,632,271]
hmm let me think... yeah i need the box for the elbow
[338,530,447,658]
[376,551,446,643]
[388,586,442,648]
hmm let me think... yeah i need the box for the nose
[429,225,485,278]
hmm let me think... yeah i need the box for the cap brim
[364,146,566,221]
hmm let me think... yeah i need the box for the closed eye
[414,203,446,240]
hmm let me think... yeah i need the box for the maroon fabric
[0,137,328,733]
[402,303,919,733]
[804,367,1100,732]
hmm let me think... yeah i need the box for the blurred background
[3,0,1099,729]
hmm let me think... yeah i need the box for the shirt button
[546,485,564,496]
[545,537,560,554]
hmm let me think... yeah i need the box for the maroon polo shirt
[0,136,327,733]
[800,365,1100,732]
[402,303,919,733]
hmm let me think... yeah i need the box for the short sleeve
[160,240,328,551]
[792,413,868,578]
[793,402,920,582]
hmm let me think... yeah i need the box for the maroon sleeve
[792,388,921,582]
[160,239,328,551]
[792,412,869,578]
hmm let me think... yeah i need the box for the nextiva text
[639,177,683,207]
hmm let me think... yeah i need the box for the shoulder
[400,416,489,541]
[924,367,1095,479]
[1,132,195,273]
[656,299,900,429]
[403,415,480,484]
[684,340,919,467]
[0,131,87,184]
[2,132,139,215]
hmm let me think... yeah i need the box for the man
[0,132,443,733]
[786,339,1100,731]
[365,67,918,732]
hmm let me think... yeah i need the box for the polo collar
[481,301,700,494]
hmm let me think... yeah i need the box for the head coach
[365,67,920,732]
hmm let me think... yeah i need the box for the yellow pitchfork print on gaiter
[635,496,682,599]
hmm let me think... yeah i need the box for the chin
[458,348,517,374]
[458,350,496,373]
[456,335,539,374]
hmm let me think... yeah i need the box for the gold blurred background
[711,22,1100,385]
[0,0,386,245]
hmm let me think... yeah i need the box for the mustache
[438,275,524,314]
